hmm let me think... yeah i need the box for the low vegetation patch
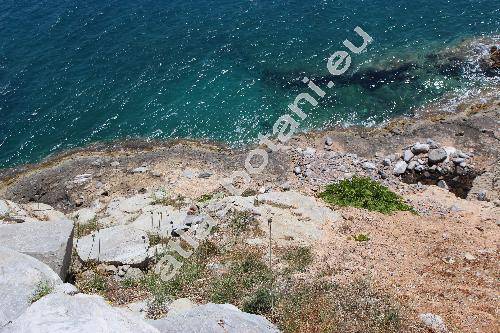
[196,193,213,203]
[272,280,405,333]
[152,193,185,208]
[319,176,415,214]
[75,218,100,237]
[281,246,313,273]
[30,280,53,303]
[77,271,108,294]
[353,233,370,242]
[228,211,263,237]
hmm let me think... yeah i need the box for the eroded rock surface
[0,247,63,328]
[76,225,149,266]
[148,303,280,333]
[0,218,74,279]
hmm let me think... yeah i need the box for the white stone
[0,219,74,279]
[362,162,377,170]
[0,247,63,327]
[302,147,316,156]
[4,293,159,333]
[411,143,430,154]
[76,225,149,266]
[72,207,97,225]
[53,283,79,295]
[73,174,92,184]
[209,191,341,245]
[23,203,66,221]
[148,303,279,333]
[393,160,408,175]
[131,205,188,238]
[132,166,149,174]
[403,150,414,162]
[419,313,447,333]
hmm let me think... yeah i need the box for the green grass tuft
[30,280,53,303]
[353,234,370,242]
[197,193,214,203]
[319,176,416,214]
[76,218,100,237]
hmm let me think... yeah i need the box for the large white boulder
[0,247,63,328]
[148,303,280,333]
[0,219,74,279]
[2,293,159,333]
[208,191,341,245]
[104,194,154,225]
[76,225,149,266]
[130,205,188,237]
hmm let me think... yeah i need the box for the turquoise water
[0,0,498,168]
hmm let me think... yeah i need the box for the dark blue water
[0,0,498,168]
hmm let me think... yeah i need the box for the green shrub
[353,234,370,242]
[319,176,415,214]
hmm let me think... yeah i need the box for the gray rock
[403,150,414,162]
[198,172,212,179]
[477,190,487,201]
[131,166,149,174]
[0,247,63,327]
[393,160,408,175]
[302,147,316,156]
[76,225,149,266]
[293,166,301,175]
[437,180,448,190]
[280,182,291,191]
[53,283,79,295]
[407,161,418,171]
[428,148,448,164]
[426,139,439,149]
[414,164,426,172]
[382,158,391,166]
[0,219,74,279]
[110,161,120,167]
[3,293,158,333]
[148,303,280,333]
[325,136,333,146]
[458,152,470,159]
[411,142,430,154]
[362,162,377,171]
[122,267,145,281]
[419,313,447,333]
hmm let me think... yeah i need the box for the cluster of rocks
[0,197,280,332]
[479,45,500,75]
[291,143,402,191]
[384,140,477,196]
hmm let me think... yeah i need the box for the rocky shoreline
[0,57,499,332]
